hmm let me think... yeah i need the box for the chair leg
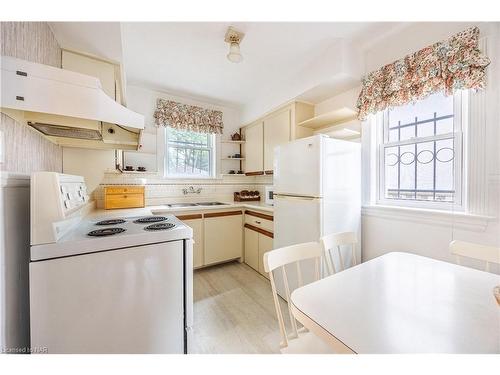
[269,272,288,348]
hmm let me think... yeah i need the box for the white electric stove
[29,172,193,354]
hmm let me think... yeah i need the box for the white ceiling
[49,22,406,121]
[120,22,373,107]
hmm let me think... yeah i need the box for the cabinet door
[62,50,116,100]
[244,227,259,271]
[182,218,204,268]
[263,109,291,172]
[244,122,264,173]
[258,233,274,279]
[204,212,243,265]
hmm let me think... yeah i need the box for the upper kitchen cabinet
[61,49,123,103]
[263,108,290,173]
[241,101,314,175]
[242,121,264,175]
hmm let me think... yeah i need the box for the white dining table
[290,252,500,354]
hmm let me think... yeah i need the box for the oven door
[30,241,185,353]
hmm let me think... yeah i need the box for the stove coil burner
[95,219,126,226]
[87,228,126,237]
[134,216,168,224]
[144,222,175,231]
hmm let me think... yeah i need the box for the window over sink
[377,91,466,210]
[165,127,215,178]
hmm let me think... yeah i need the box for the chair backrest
[320,231,358,276]
[449,240,500,272]
[263,241,323,348]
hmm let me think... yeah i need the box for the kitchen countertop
[88,201,274,220]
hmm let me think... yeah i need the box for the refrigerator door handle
[274,194,322,200]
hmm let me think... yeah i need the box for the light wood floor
[191,261,291,354]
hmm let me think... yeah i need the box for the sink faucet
[183,186,202,195]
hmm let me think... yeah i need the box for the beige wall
[62,148,115,193]
[67,84,247,188]
[0,22,63,173]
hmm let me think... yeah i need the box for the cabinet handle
[255,220,261,224]
[123,195,127,198]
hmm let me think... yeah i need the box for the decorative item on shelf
[228,170,235,174]
[124,166,135,171]
[231,132,241,141]
[227,155,233,158]
[234,190,261,202]
[237,170,244,174]
[137,166,147,172]
[234,153,241,158]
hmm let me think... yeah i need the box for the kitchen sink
[167,203,199,208]
[196,202,228,206]
[166,202,228,208]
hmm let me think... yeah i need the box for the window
[166,127,215,178]
[378,91,465,209]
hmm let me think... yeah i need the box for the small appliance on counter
[234,190,260,202]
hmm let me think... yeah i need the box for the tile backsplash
[95,173,272,208]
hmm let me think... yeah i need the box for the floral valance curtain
[153,99,224,134]
[356,27,490,121]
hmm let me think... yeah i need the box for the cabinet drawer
[244,211,273,233]
[105,193,144,209]
[105,186,145,195]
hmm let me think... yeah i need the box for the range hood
[0,56,144,150]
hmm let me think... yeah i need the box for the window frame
[164,127,217,179]
[376,91,467,211]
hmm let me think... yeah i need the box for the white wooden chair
[263,242,334,354]
[320,232,358,276]
[449,240,500,272]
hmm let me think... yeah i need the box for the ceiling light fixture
[225,27,245,63]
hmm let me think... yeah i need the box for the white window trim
[156,127,219,180]
[362,35,495,225]
[375,91,466,212]
[361,204,494,232]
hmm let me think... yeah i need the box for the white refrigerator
[273,134,361,298]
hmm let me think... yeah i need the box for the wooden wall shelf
[298,107,357,129]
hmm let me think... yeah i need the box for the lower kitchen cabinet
[177,216,204,268]
[204,211,243,265]
[190,219,204,268]
[258,233,273,279]
[244,223,274,279]
[244,227,259,271]
[175,209,272,270]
